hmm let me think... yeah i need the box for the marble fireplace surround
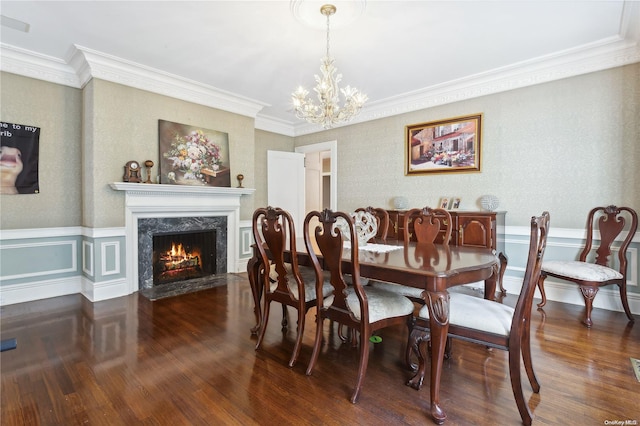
[137,216,226,290]
[110,182,254,294]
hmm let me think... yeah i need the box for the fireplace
[138,216,227,290]
[109,182,254,297]
[153,230,217,285]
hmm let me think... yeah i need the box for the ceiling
[1,1,639,136]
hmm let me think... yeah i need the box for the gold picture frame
[406,114,482,175]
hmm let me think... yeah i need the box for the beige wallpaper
[0,73,82,229]
[83,79,257,227]
[294,63,640,229]
[2,64,638,231]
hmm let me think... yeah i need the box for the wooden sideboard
[386,209,507,293]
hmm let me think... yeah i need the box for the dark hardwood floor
[1,274,639,425]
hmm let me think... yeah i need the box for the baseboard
[0,277,82,306]
[235,258,249,274]
[3,270,637,315]
[81,277,129,302]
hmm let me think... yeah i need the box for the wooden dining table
[247,239,500,424]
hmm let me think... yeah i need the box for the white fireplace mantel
[110,182,255,294]
[110,182,255,197]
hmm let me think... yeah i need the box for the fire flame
[170,242,187,260]
[160,242,199,266]
[157,240,201,275]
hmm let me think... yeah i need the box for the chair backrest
[579,206,638,276]
[304,208,368,326]
[355,207,390,240]
[252,206,304,300]
[403,206,453,244]
[510,212,550,341]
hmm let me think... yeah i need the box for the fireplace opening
[152,230,216,285]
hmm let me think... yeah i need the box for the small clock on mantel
[123,160,142,183]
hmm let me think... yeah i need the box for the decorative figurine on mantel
[123,160,142,183]
[236,173,244,188]
[144,160,154,184]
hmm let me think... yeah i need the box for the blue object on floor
[1,338,17,352]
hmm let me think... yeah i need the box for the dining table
[247,238,500,424]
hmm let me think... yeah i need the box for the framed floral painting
[158,120,231,187]
[405,113,482,175]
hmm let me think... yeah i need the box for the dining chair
[252,206,333,367]
[407,211,550,426]
[303,208,415,403]
[354,206,390,241]
[537,205,637,327]
[403,206,453,244]
[370,206,453,302]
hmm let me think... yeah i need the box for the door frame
[295,140,338,210]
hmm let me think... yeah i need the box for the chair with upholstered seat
[537,205,637,327]
[252,206,333,367]
[354,206,390,241]
[407,211,549,426]
[303,208,415,403]
[370,206,453,302]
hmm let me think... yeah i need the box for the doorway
[295,140,337,212]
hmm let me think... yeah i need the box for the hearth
[152,230,216,285]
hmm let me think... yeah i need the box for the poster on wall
[158,120,231,187]
[0,121,40,194]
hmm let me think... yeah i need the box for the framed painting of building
[405,114,482,175]
[158,120,231,187]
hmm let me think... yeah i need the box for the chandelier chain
[325,10,330,58]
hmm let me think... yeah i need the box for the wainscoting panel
[1,225,638,314]
[101,241,121,277]
[238,220,253,273]
[82,240,94,276]
[0,238,79,281]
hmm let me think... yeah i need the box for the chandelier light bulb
[291,4,367,129]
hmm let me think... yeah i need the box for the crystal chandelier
[291,4,367,129]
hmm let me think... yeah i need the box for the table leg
[247,254,263,334]
[484,265,498,301]
[498,252,508,295]
[426,290,450,424]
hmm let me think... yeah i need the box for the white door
[295,140,337,211]
[304,151,323,213]
[267,150,305,232]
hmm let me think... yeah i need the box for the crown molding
[70,45,269,119]
[0,43,82,88]
[288,0,640,136]
[254,115,296,137]
[0,43,268,119]
[3,36,638,136]
[1,0,638,136]
[289,34,640,136]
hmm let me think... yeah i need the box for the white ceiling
[1,1,639,136]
